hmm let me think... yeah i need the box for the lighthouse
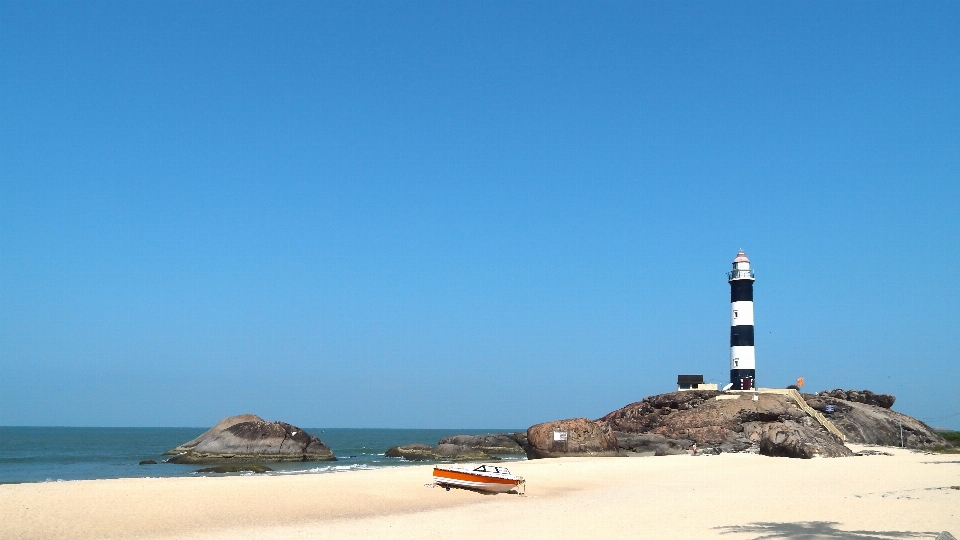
[728,250,755,390]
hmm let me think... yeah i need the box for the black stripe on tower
[730,280,753,302]
[730,325,754,346]
[731,369,755,384]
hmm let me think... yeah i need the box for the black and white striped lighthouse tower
[728,250,756,390]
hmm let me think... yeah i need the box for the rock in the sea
[164,414,335,464]
[384,443,495,461]
[165,414,263,455]
[138,460,157,465]
[526,418,620,459]
[804,394,944,448]
[195,464,272,474]
[759,422,854,458]
[437,433,525,454]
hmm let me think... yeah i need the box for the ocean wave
[270,464,383,475]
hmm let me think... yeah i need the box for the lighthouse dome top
[728,250,755,281]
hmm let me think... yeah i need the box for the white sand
[2,445,957,540]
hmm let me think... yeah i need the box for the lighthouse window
[733,310,738,318]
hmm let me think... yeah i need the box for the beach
[2,444,957,540]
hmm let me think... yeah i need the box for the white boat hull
[433,465,524,493]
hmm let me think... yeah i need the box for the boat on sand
[433,464,525,494]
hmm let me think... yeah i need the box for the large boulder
[384,443,495,461]
[526,418,620,459]
[165,415,335,464]
[804,394,944,448]
[437,433,525,454]
[759,422,854,458]
[165,414,263,455]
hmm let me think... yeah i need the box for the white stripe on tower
[728,250,756,390]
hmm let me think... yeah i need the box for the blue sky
[1,1,958,429]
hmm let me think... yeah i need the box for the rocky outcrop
[599,391,721,434]
[595,388,942,458]
[598,391,810,454]
[526,418,620,459]
[759,422,854,458]
[817,389,895,409]
[437,433,526,454]
[384,443,495,461]
[803,394,944,447]
[165,415,335,464]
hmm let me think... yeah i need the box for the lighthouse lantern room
[728,250,756,390]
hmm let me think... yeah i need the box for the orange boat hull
[433,467,523,493]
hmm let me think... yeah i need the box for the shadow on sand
[714,521,940,540]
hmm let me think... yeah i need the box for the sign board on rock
[553,431,568,442]
[825,405,835,413]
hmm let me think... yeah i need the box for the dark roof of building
[677,374,704,384]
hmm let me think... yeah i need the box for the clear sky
[1,1,958,429]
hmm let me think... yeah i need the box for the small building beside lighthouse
[728,250,756,390]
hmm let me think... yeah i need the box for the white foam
[270,463,382,475]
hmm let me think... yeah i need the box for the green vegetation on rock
[939,431,960,444]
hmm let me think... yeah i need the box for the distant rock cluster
[384,443,495,461]
[438,433,527,454]
[385,432,533,461]
[816,388,895,409]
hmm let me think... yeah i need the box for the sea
[0,427,525,484]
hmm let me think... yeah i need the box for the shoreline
[2,444,957,539]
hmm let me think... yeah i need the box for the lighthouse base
[730,369,756,390]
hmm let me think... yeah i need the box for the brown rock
[526,418,619,459]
